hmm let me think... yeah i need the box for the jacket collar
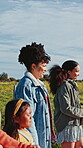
[24,71,45,87]
[67,78,78,91]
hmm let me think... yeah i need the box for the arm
[0,130,40,148]
[58,82,83,118]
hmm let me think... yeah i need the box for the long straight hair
[3,99,30,139]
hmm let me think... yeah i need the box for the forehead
[21,106,31,115]
[38,61,47,66]
[72,65,80,72]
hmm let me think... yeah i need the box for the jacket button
[45,113,48,115]
[46,140,49,142]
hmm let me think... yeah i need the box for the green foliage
[0,72,8,81]
[77,81,83,108]
[0,81,83,148]
[9,77,17,81]
[0,82,17,128]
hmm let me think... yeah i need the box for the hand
[51,134,56,143]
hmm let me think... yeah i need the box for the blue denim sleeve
[23,86,39,145]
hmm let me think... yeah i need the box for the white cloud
[0,0,83,79]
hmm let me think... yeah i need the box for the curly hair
[18,42,51,71]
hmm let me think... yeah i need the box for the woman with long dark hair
[49,60,83,148]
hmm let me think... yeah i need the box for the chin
[74,78,77,80]
[41,75,44,78]
[38,76,43,79]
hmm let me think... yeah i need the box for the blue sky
[0,0,83,80]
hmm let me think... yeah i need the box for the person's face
[15,106,32,129]
[68,65,80,80]
[31,61,47,79]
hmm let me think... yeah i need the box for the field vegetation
[0,81,83,148]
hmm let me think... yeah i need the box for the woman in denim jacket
[49,60,83,148]
[14,42,56,148]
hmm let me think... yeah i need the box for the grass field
[0,81,83,148]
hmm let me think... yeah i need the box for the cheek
[74,73,78,77]
[37,68,43,74]
[25,117,32,127]
[21,117,29,125]
[20,116,28,124]
[38,67,43,71]
[76,72,80,75]
[24,116,29,122]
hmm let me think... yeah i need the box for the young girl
[49,60,83,148]
[3,99,39,147]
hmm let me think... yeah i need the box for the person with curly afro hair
[14,42,56,148]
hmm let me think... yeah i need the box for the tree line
[0,72,83,82]
[0,72,18,82]
[0,72,49,82]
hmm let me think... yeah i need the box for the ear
[31,64,36,70]
[67,70,71,75]
[13,115,20,124]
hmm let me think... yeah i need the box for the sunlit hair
[62,60,79,72]
[3,99,30,139]
[62,60,79,78]
[18,42,51,71]
[49,65,67,95]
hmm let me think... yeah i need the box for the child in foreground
[3,98,40,148]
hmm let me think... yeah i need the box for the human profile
[14,42,56,148]
[49,60,83,148]
[3,99,39,147]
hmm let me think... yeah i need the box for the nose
[30,115,32,120]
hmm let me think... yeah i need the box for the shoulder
[18,129,33,144]
[60,80,72,88]
[18,76,33,87]
[58,80,72,93]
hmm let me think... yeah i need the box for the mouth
[29,120,32,124]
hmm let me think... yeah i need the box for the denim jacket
[14,72,51,148]
[54,79,83,133]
